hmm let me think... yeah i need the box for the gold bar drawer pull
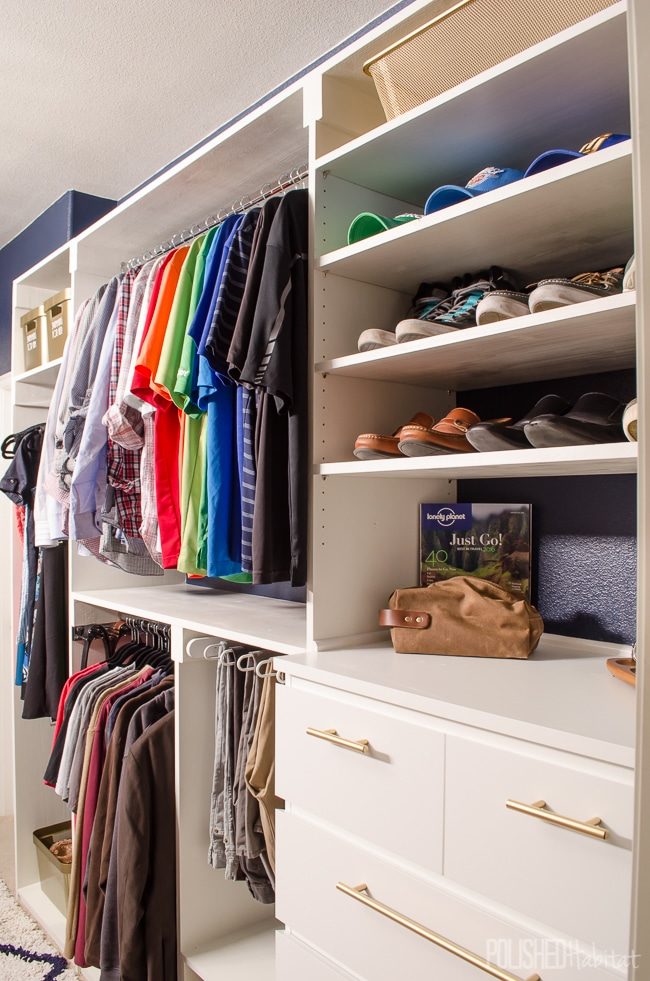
[505,799,608,840]
[336,882,540,981]
[306,727,369,753]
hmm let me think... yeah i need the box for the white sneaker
[394,318,458,343]
[623,398,637,442]
[623,255,635,291]
[476,290,530,325]
[357,328,398,352]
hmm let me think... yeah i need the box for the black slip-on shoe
[524,392,626,447]
[466,395,571,452]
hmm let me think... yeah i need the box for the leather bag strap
[379,609,431,629]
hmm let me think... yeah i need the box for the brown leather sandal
[398,408,494,455]
[354,412,435,460]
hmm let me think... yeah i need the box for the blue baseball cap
[524,133,630,178]
[424,166,524,215]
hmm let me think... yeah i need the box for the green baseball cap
[347,212,420,245]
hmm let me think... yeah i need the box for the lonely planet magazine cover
[420,503,531,600]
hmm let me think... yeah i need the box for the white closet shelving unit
[6,0,650,977]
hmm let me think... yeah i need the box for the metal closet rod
[122,163,309,272]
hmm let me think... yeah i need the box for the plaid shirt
[102,260,164,567]
[104,269,145,539]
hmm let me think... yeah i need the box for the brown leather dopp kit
[379,576,544,658]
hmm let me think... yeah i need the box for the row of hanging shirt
[44,619,176,978]
[44,627,281,980]
[34,187,309,585]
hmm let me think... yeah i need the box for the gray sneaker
[528,266,624,313]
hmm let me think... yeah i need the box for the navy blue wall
[0,190,115,375]
[459,369,637,644]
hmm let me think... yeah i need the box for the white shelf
[318,144,633,291]
[13,358,63,388]
[317,293,636,389]
[18,882,67,952]
[319,442,637,479]
[316,4,629,204]
[72,584,306,656]
[15,243,71,292]
[185,920,277,981]
[279,634,636,767]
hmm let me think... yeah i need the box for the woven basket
[364,0,616,121]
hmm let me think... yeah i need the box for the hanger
[255,655,286,679]
[1,423,45,460]
[236,650,264,672]
[78,624,112,670]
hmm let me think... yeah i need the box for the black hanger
[1,423,45,460]
[79,625,112,670]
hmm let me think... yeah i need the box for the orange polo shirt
[130,246,189,568]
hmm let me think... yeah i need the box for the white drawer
[277,932,358,980]
[277,811,625,981]
[276,681,444,871]
[444,732,634,954]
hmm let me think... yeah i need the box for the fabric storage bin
[43,288,71,360]
[364,0,616,121]
[20,305,46,371]
[33,822,72,916]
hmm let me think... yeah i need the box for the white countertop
[278,635,636,767]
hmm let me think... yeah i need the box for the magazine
[420,502,532,600]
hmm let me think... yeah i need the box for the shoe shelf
[318,442,637,480]
[316,292,636,389]
[315,3,629,205]
[317,143,633,290]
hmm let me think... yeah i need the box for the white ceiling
[1,0,396,249]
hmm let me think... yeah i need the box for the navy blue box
[0,190,115,375]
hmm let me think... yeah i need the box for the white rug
[0,880,75,980]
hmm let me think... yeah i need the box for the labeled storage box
[20,305,46,371]
[364,0,615,121]
[33,822,72,916]
[44,288,71,360]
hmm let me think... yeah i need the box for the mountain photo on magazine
[420,502,531,600]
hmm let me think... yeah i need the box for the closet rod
[122,163,308,272]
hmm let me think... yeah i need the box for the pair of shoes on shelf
[354,408,502,459]
[358,267,513,351]
[476,264,627,325]
[466,393,629,451]
[353,393,632,460]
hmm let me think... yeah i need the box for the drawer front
[444,733,633,954]
[276,682,444,871]
[277,811,625,981]
[277,932,358,980]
